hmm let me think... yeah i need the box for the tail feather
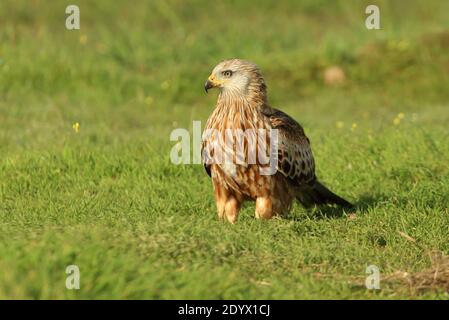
[297,180,353,208]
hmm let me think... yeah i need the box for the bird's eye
[222,70,233,77]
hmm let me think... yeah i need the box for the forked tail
[297,180,353,208]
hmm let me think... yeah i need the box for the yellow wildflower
[79,35,88,45]
[72,122,80,133]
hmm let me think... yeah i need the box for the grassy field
[0,0,448,299]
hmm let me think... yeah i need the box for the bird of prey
[202,59,352,223]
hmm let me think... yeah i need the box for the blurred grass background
[0,0,448,299]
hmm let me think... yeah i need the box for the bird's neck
[217,84,267,111]
[206,91,267,132]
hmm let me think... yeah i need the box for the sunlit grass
[0,0,448,299]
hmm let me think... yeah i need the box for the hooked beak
[204,79,214,93]
[204,75,221,93]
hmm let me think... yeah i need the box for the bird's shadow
[287,193,385,221]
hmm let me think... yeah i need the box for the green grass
[0,0,449,299]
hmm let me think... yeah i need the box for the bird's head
[204,59,267,99]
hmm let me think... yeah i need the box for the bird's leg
[255,196,274,220]
[213,180,241,223]
[216,200,226,220]
[213,182,227,220]
[223,196,241,224]
[215,194,241,224]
